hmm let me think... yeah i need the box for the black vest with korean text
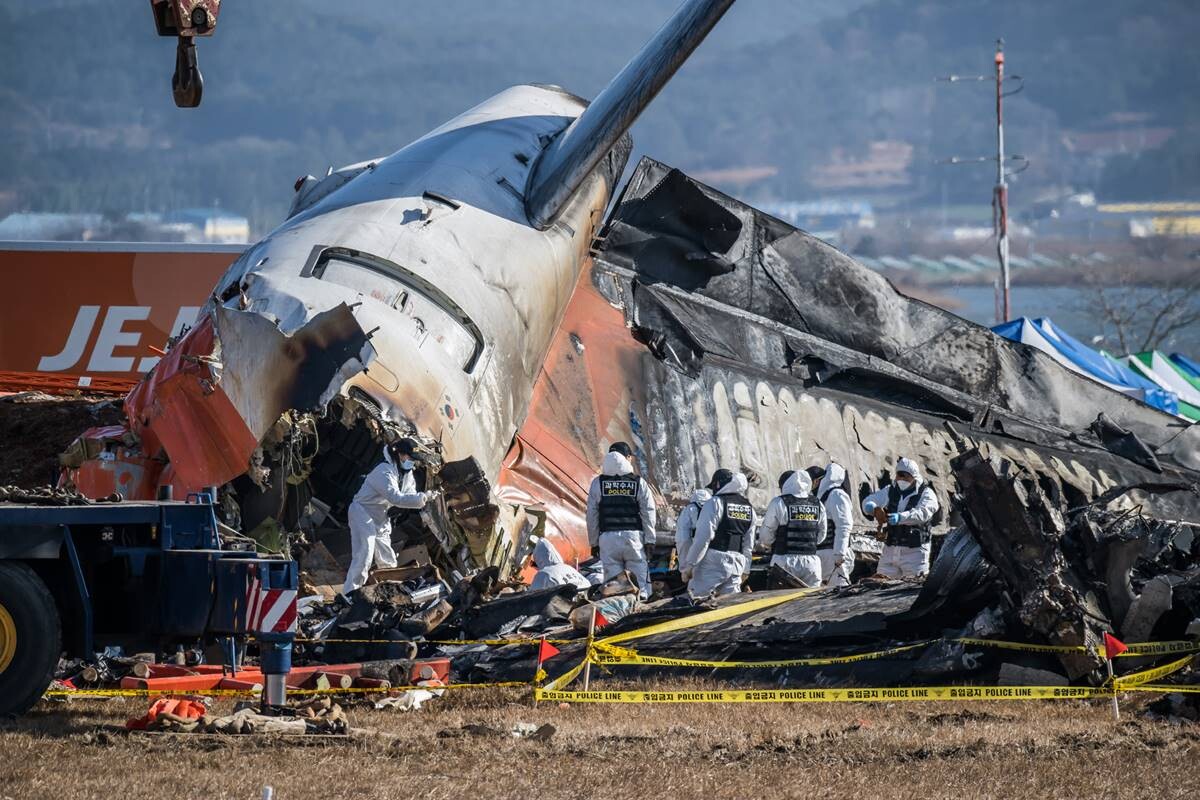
[772,494,823,555]
[598,475,643,532]
[710,493,753,553]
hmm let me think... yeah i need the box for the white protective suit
[529,538,590,591]
[586,451,657,599]
[816,462,855,587]
[861,457,940,579]
[342,453,431,595]
[674,488,712,574]
[686,473,757,598]
[756,471,826,587]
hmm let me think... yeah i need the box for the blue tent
[992,317,1179,414]
[1170,353,1200,381]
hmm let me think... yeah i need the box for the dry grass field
[3,685,1197,800]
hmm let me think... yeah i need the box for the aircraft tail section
[524,0,736,229]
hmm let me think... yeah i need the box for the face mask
[400,459,415,471]
[895,479,913,491]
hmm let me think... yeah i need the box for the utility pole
[937,40,1025,324]
[993,40,1010,323]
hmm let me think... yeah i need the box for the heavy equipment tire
[0,561,61,717]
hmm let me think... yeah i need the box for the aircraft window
[320,258,406,307]
[314,252,484,373]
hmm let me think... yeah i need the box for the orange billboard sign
[0,243,242,385]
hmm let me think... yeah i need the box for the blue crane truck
[0,495,297,716]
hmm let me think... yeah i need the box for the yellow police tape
[590,640,933,668]
[43,681,529,699]
[282,636,571,647]
[533,640,1197,704]
[534,685,1113,704]
[589,637,1200,669]
[597,589,817,647]
[956,638,1200,658]
[1131,684,1200,695]
[542,657,589,692]
[1113,655,1195,689]
[1116,641,1200,657]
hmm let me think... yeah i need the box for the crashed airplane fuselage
[69,0,738,577]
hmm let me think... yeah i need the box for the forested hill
[1,0,1196,233]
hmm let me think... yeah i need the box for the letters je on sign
[38,306,200,374]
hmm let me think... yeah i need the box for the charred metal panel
[604,264,1199,522]
[952,448,1197,678]
[598,158,1200,474]
[506,239,1199,571]
[951,450,1106,679]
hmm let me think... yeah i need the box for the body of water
[935,285,1200,358]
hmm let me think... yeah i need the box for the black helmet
[608,441,633,458]
[707,468,734,493]
[387,437,419,460]
[777,470,796,491]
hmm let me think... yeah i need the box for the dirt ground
[0,392,124,487]
[3,686,1197,800]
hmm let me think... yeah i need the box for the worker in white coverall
[861,457,940,579]
[674,487,712,576]
[756,470,827,587]
[685,470,758,598]
[342,438,438,596]
[529,538,591,591]
[812,462,855,587]
[585,442,657,600]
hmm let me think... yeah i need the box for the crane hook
[172,35,203,108]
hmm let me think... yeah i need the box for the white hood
[689,488,713,505]
[716,472,749,496]
[818,461,846,497]
[896,457,922,484]
[532,538,564,568]
[781,470,810,496]
[602,451,635,476]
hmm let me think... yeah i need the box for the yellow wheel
[0,561,60,717]
[0,602,15,673]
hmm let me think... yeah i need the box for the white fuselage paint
[207,86,613,482]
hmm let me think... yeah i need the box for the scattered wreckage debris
[30,440,1199,706]
[952,447,1199,681]
[439,722,556,740]
[373,676,446,712]
[126,696,349,735]
[463,452,1199,694]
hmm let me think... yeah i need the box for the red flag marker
[538,639,561,664]
[1104,633,1128,659]
[593,610,610,628]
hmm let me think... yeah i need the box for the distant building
[758,199,875,245]
[0,208,251,243]
[809,141,913,190]
[162,208,250,243]
[0,212,104,240]
[1060,127,1175,159]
